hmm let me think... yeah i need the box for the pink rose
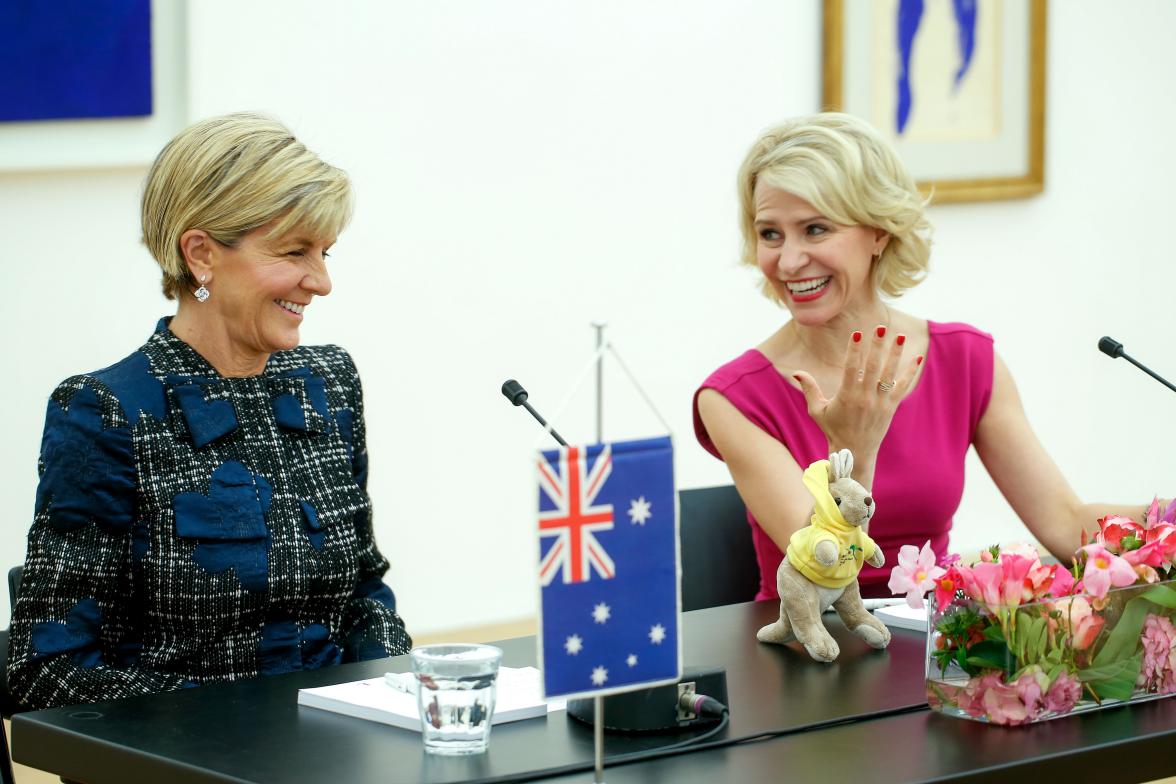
[1096,515,1143,551]
[978,673,1036,726]
[1043,670,1083,714]
[958,557,1033,610]
[997,554,1035,607]
[958,562,1004,607]
[1013,667,1048,715]
[952,679,987,719]
[1122,539,1167,568]
[1048,565,1075,598]
[1001,543,1055,600]
[1052,595,1106,651]
[1145,523,1176,562]
[1001,541,1043,561]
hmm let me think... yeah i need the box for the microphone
[1098,336,1176,394]
[500,379,733,735]
[500,379,569,446]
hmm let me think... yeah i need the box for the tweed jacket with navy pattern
[7,318,411,710]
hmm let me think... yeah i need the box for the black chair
[678,485,760,611]
[2,565,25,784]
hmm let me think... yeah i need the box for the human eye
[805,223,829,237]
[758,227,781,242]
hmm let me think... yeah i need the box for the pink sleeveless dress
[693,321,994,599]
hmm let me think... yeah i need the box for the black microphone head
[1098,336,1124,359]
[501,379,528,406]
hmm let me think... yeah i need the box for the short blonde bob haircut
[737,112,931,301]
[142,112,353,300]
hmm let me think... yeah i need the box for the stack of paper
[297,666,557,731]
[873,602,928,632]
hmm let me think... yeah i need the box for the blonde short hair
[737,112,931,300]
[142,112,353,300]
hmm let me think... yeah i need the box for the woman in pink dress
[693,113,1146,601]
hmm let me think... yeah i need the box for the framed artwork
[0,0,153,123]
[822,0,1046,203]
[0,0,187,171]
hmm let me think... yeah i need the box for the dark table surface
[13,600,1176,784]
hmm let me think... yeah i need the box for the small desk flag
[536,435,680,699]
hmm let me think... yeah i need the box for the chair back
[2,566,24,715]
[6,567,19,609]
[1,565,23,784]
[678,485,760,611]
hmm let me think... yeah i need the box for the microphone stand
[590,322,606,784]
[1098,336,1176,394]
[501,322,612,784]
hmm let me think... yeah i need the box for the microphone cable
[464,699,927,784]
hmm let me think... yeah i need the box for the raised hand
[791,326,923,481]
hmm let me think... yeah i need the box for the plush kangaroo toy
[756,449,892,662]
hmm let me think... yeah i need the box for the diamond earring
[194,275,210,303]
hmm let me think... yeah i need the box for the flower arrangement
[889,499,1176,725]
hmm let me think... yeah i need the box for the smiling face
[203,223,334,361]
[753,183,886,327]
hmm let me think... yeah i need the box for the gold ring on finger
[877,379,896,392]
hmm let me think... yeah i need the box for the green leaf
[1141,584,1176,609]
[1032,617,1049,661]
[983,624,1006,642]
[1078,654,1142,702]
[932,649,954,677]
[1093,587,1176,667]
[966,640,1016,674]
[956,645,971,674]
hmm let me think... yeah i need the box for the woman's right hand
[791,326,922,484]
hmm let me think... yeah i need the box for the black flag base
[566,666,729,732]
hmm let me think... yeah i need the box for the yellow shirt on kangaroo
[786,460,878,589]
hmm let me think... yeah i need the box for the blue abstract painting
[0,0,153,122]
[895,0,977,135]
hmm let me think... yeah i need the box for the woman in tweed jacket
[7,113,412,710]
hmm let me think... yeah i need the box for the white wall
[2,0,1173,635]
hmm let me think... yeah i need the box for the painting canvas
[0,0,185,170]
[0,0,153,122]
[823,0,1046,203]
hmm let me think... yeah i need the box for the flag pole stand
[591,320,607,784]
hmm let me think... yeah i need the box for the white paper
[873,602,929,632]
[297,666,563,731]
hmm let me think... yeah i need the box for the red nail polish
[876,326,886,338]
[916,355,924,366]
[792,374,802,383]
[896,334,906,346]
[852,331,862,343]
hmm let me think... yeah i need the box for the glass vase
[924,578,1176,725]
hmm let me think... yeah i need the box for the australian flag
[536,435,680,700]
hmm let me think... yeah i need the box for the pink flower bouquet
[893,499,1176,725]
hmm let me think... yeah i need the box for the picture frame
[0,0,188,172]
[822,0,1046,203]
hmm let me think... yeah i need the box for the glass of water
[410,643,503,755]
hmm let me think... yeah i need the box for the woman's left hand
[791,327,922,484]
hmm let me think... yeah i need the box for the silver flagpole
[592,321,606,444]
[591,320,606,783]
